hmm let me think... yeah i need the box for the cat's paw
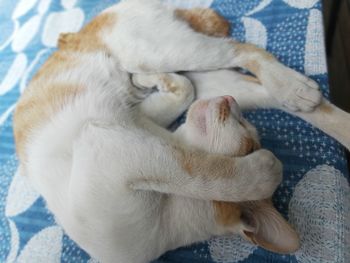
[262,63,322,112]
[242,149,283,200]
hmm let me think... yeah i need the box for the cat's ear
[238,200,300,254]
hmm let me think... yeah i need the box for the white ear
[238,200,300,254]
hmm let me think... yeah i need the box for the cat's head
[183,95,260,155]
[183,96,300,254]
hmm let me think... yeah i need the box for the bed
[0,0,349,262]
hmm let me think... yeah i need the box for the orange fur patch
[175,8,230,37]
[31,51,78,82]
[178,149,235,178]
[58,13,116,52]
[14,83,83,160]
[213,201,241,226]
[213,135,261,227]
[236,137,260,156]
[318,102,333,114]
[14,13,117,162]
[234,43,275,76]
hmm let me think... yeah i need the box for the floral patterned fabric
[0,0,349,262]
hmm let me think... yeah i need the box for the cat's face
[185,95,260,155]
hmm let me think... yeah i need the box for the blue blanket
[1,0,349,262]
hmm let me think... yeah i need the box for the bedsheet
[0,0,349,262]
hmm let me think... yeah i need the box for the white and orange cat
[13,0,350,262]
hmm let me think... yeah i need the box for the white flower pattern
[16,226,63,263]
[5,168,40,217]
[290,165,350,263]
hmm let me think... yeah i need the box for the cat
[12,0,345,262]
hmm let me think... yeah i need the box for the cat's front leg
[132,73,194,127]
[130,147,282,202]
[74,122,282,202]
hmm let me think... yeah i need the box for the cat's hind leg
[107,1,321,112]
[132,73,194,127]
[175,7,321,113]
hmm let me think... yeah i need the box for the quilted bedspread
[0,0,349,263]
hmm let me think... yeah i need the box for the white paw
[241,149,283,200]
[263,63,322,112]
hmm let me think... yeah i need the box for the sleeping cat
[12,0,348,262]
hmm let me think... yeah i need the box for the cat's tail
[288,99,350,151]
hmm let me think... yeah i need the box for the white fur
[19,0,347,262]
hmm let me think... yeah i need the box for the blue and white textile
[0,0,349,262]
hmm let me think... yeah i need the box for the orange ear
[238,200,300,254]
